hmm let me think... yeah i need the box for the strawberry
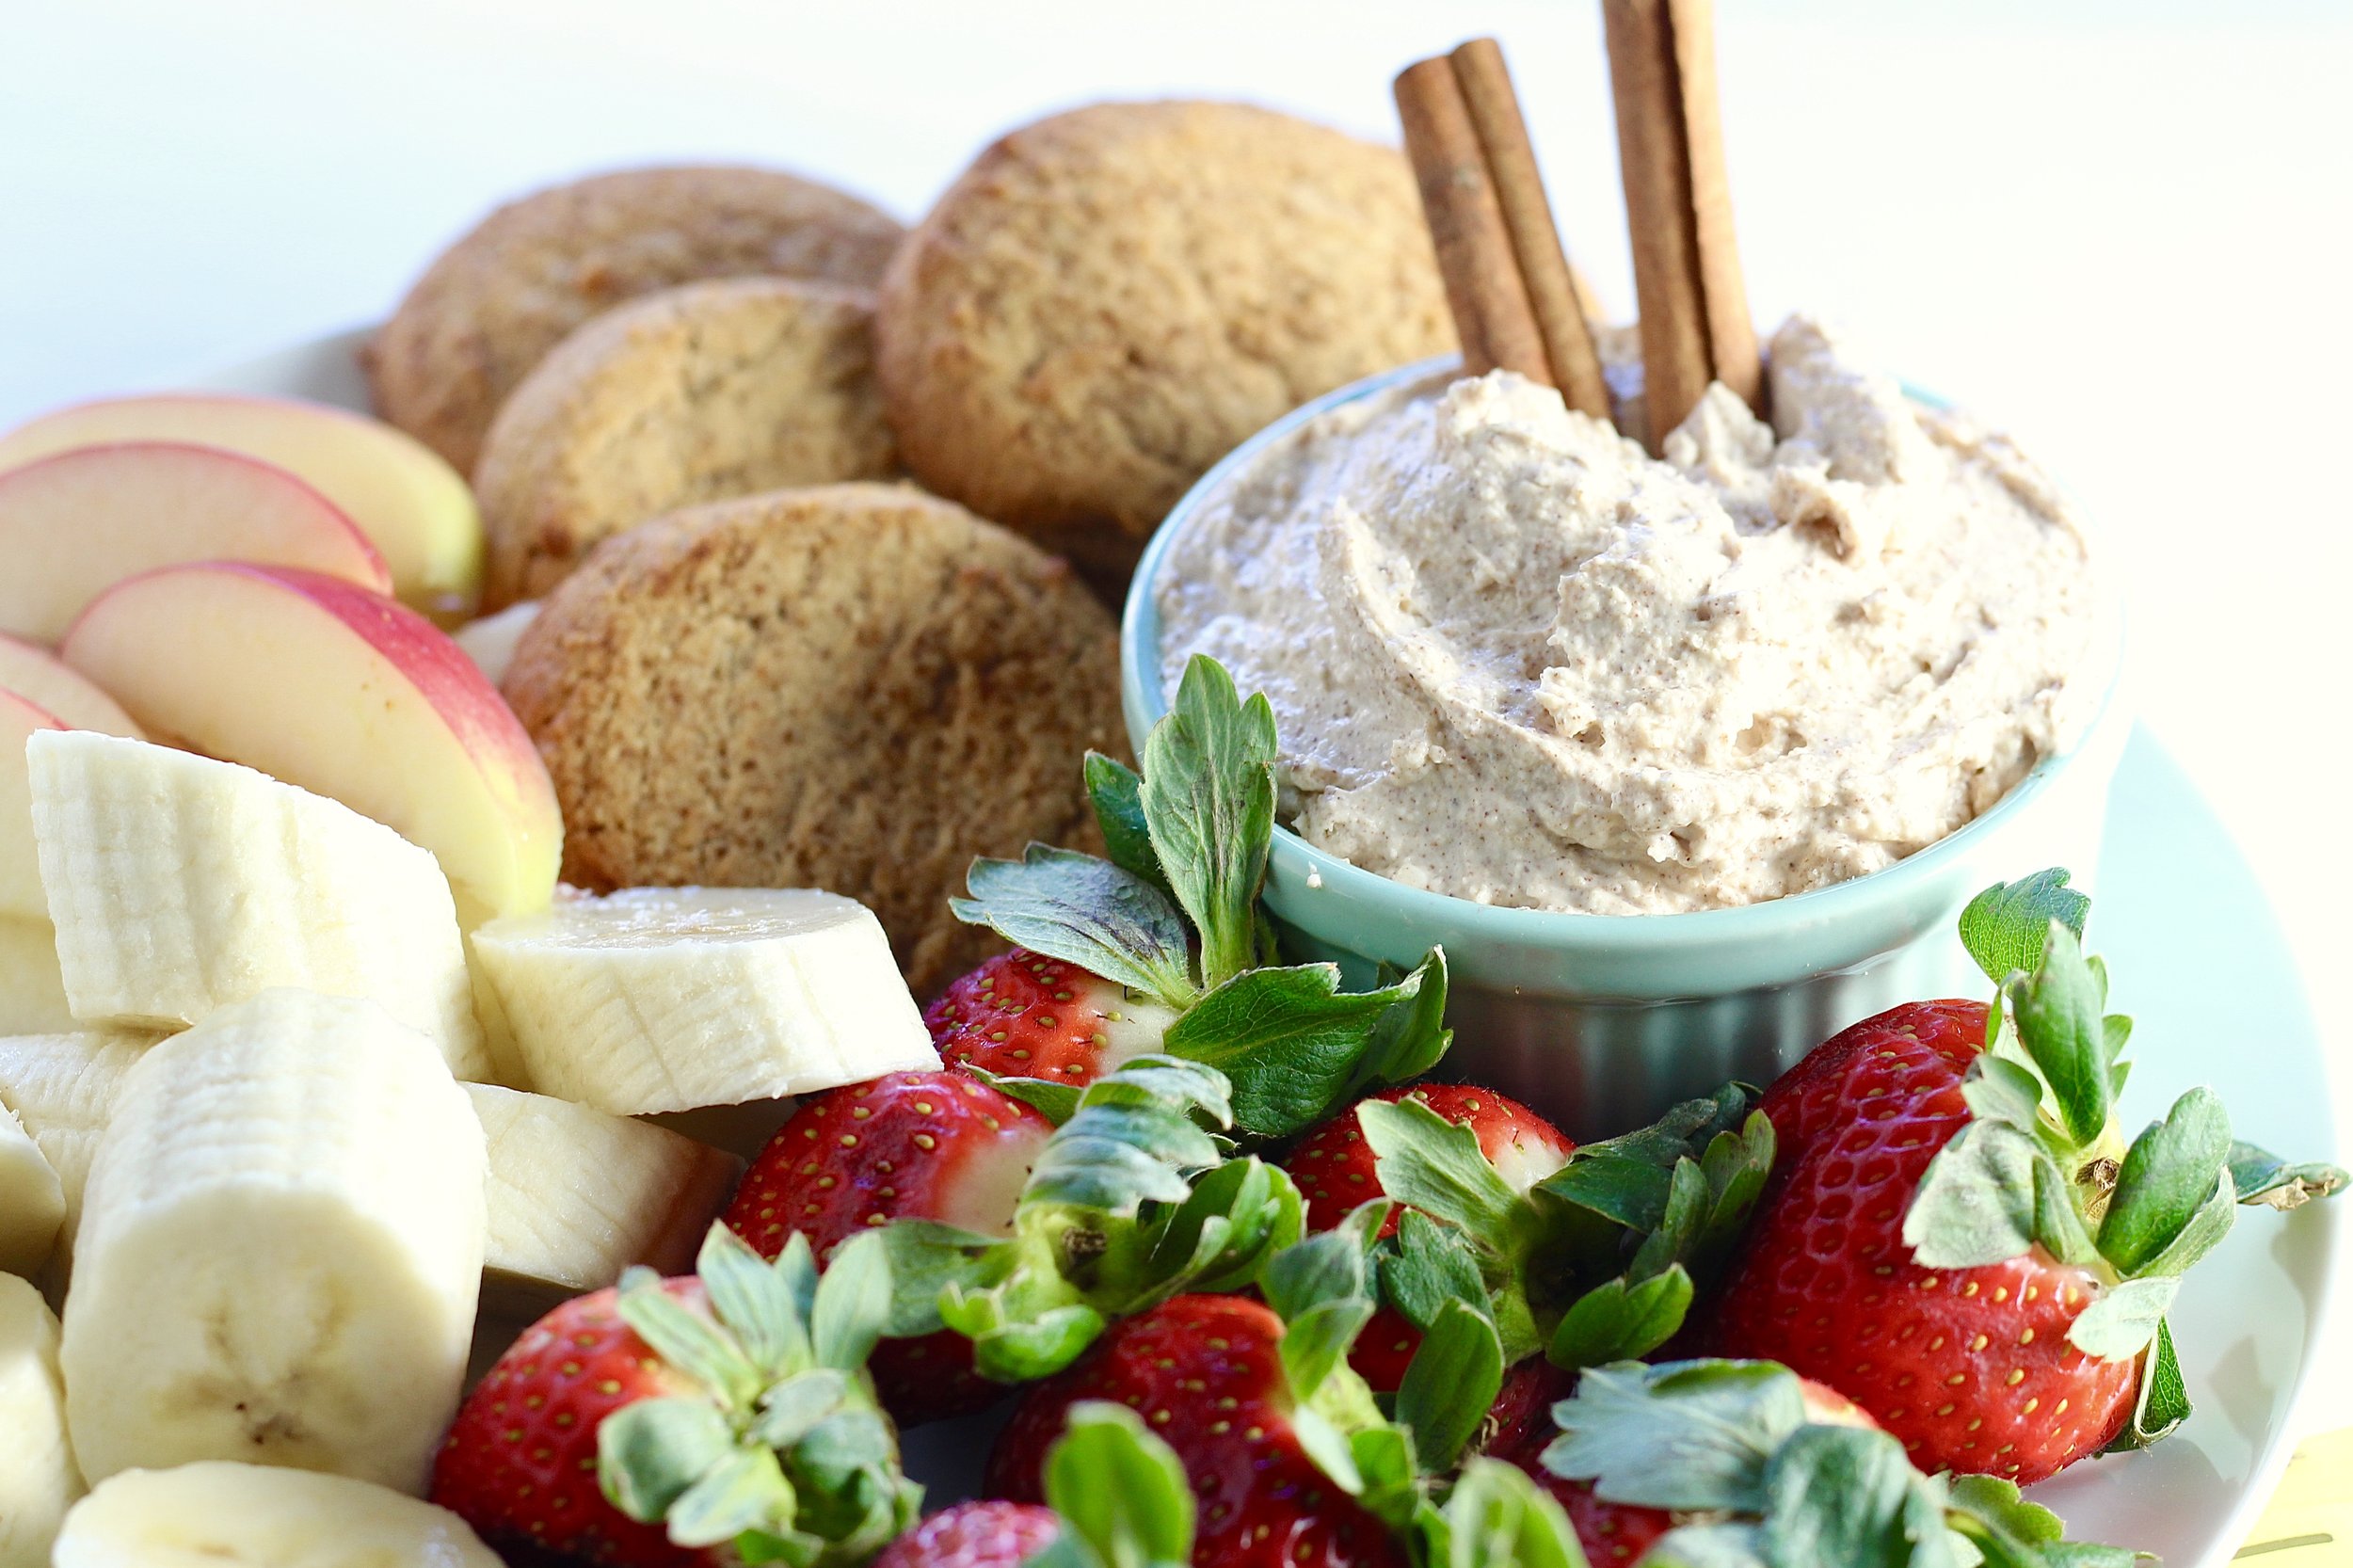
[925,948,1177,1083]
[986,1295,1405,1568]
[432,1226,916,1567]
[1703,998,2138,1481]
[872,1502,1061,1568]
[435,1279,709,1568]
[1703,871,2347,1484]
[877,1403,1193,1568]
[1289,1085,1574,1238]
[1512,1358,2130,1567]
[724,1071,1050,1423]
[1285,1084,1571,1389]
[944,658,1453,1144]
[728,1059,1298,1426]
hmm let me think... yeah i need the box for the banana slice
[471,886,937,1115]
[466,1081,743,1317]
[643,1096,800,1160]
[53,1462,501,1568]
[0,1106,62,1277]
[0,1273,80,1567]
[0,916,73,1034]
[27,731,489,1079]
[0,1029,155,1293]
[62,989,487,1494]
[450,600,539,688]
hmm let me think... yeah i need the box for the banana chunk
[0,1030,156,1288]
[62,990,487,1494]
[27,732,489,1079]
[472,886,937,1115]
[0,1274,80,1568]
[467,1081,743,1317]
[0,1107,61,1277]
[0,917,74,1034]
[53,1462,501,1568]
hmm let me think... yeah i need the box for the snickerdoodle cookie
[875,101,1451,588]
[368,167,904,474]
[472,278,897,609]
[502,483,1123,996]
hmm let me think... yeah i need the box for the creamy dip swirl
[1155,316,2104,915]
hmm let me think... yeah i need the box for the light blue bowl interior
[1118,356,2126,1002]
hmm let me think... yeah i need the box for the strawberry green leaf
[1380,1209,1491,1333]
[940,1286,1108,1384]
[1348,948,1455,1096]
[1959,870,2089,984]
[808,1231,892,1374]
[1752,1425,1943,1568]
[1083,751,1172,901]
[616,1272,765,1409]
[696,1223,812,1375]
[776,1233,820,1328]
[1547,1265,1694,1372]
[1535,1085,1758,1232]
[1163,961,1428,1139]
[2105,1317,2191,1450]
[964,1068,1085,1127]
[952,845,1197,1009]
[1902,1122,2044,1269]
[1140,655,1278,991]
[2098,1087,2232,1275]
[1961,1055,2047,1135]
[1342,1423,1431,1532]
[1635,1523,1769,1567]
[598,1396,736,1524]
[1543,1360,1802,1514]
[1357,1096,1523,1248]
[2134,1167,2238,1279]
[2003,924,2116,1148]
[1141,1156,1304,1298]
[749,1370,850,1448]
[2227,1140,2350,1210]
[1395,1298,1505,1471]
[1944,1474,2065,1550]
[1439,1458,1591,1568]
[663,1446,798,1548]
[1265,1204,1386,1399]
[1021,1055,1228,1215]
[872,1221,1000,1338]
[2065,1274,2179,1359]
[1044,1401,1196,1567]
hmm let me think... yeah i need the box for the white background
[6,0,2352,1400]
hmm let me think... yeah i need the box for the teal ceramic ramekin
[1119,358,2130,1142]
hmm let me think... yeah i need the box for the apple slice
[0,393,482,619]
[0,635,142,737]
[60,564,561,938]
[450,600,540,689]
[0,442,391,642]
[2,691,64,921]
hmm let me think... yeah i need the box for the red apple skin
[57,563,560,931]
[0,441,392,644]
[0,393,482,619]
[1,688,65,920]
[0,634,143,737]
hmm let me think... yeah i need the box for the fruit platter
[0,9,2343,1568]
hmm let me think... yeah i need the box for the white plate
[195,331,2345,1567]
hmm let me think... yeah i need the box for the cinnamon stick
[1602,0,1760,448]
[1447,39,1612,421]
[1394,57,1550,383]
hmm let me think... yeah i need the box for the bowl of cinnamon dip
[1122,319,2126,1139]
